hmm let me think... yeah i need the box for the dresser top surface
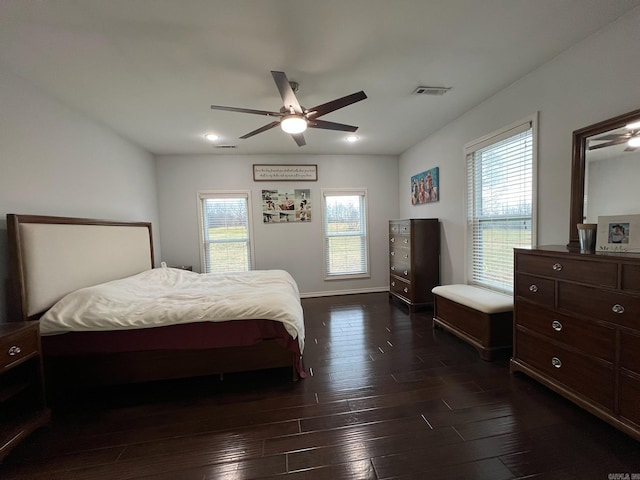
[516,245,640,264]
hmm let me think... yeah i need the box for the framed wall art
[596,214,640,252]
[253,164,317,181]
[262,189,311,223]
[411,167,439,205]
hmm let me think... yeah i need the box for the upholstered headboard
[7,214,154,321]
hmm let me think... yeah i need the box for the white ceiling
[1,0,639,156]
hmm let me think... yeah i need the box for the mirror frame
[568,107,640,250]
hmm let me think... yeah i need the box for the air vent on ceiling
[214,145,238,149]
[412,86,451,96]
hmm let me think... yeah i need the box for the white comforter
[39,268,305,351]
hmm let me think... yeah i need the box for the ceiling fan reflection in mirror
[211,71,367,147]
[588,119,640,152]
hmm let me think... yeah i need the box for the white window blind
[198,191,253,273]
[465,119,535,293]
[322,189,369,279]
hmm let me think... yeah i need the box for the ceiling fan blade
[239,121,280,139]
[624,146,639,152]
[588,137,630,150]
[211,105,281,117]
[291,133,306,147]
[309,119,358,132]
[271,71,303,114]
[590,133,629,141]
[307,91,367,119]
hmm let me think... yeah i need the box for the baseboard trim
[300,287,388,299]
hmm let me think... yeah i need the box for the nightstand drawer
[0,327,39,370]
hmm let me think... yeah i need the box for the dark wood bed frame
[6,214,301,395]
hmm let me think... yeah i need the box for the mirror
[568,107,640,250]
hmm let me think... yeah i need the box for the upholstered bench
[431,284,513,361]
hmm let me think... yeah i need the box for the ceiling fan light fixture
[280,115,307,134]
[625,120,640,130]
[346,135,359,143]
[628,136,640,148]
[204,133,219,142]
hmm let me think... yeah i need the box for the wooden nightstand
[0,322,50,462]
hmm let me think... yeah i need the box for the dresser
[388,219,440,311]
[0,321,50,461]
[511,246,640,440]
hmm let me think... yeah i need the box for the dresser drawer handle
[551,357,562,369]
[403,270,408,276]
[403,239,408,244]
[529,284,538,293]
[612,304,625,314]
[403,254,409,259]
[552,263,563,271]
[403,287,408,293]
[551,320,563,332]
[401,226,408,232]
[391,281,395,287]
[390,251,395,256]
[390,238,395,243]
[391,266,395,271]
[8,345,22,356]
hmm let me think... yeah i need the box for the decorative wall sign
[262,189,311,223]
[596,214,640,252]
[411,167,439,205]
[253,164,317,181]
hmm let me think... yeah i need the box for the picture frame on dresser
[596,214,640,252]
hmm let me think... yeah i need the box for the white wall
[399,8,640,285]
[0,70,160,321]
[155,154,398,296]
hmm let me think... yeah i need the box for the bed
[6,214,305,394]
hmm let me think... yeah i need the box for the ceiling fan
[211,71,367,147]
[588,120,640,152]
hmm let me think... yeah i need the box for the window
[322,189,369,279]
[465,116,536,293]
[198,191,254,273]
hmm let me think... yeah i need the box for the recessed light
[204,133,219,142]
[346,135,359,143]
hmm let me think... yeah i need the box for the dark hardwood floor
[1,292,639,479]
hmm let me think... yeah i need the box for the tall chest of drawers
[511,246,640,440]
[388,219,440,312]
